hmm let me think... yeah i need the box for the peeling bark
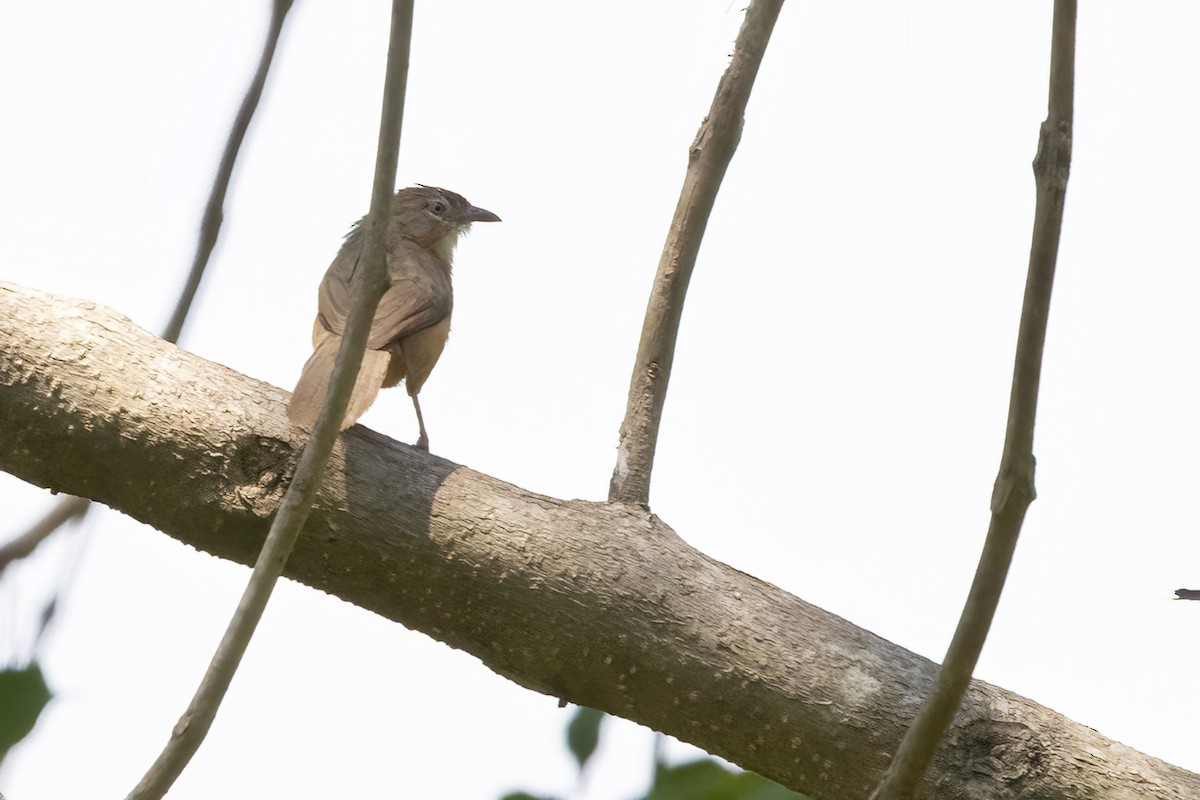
[1,282,1195,799]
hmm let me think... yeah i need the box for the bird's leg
[411,394,429,451]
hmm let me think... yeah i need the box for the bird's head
[391,185,500,257]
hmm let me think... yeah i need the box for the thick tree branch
[609,0,785,506]
[869,3,1077,799]
[1,283,1195,799]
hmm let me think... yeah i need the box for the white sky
[2,1,1199,798]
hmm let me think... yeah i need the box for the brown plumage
[287,186,499,450]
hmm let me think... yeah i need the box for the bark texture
[1,282,1195,800]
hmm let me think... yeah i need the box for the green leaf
[732,771,811,800]
[566,706,605,772]
[644,758,809,800]
[0,662,53,758]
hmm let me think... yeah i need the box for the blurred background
[1,1,1198,797]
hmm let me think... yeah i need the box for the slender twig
[125,3,413,798]
[869,3,1076,798]
[0,0,293,578]
[608,0,785,507]
[162,0,294,345]
[0,495,89,575]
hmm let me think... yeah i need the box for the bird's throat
[432,230,463,269]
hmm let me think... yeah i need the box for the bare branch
[608,0,785,506]
[0,0,295,588]
[4,282,1198,799]
[162,0,294,346]
[126,2,414,797]
[1,0,296,572]
[0,495,88,574]
[869,3,1077,798]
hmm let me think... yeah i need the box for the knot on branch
[953,719,1046,795]
[222,434,296,517]
[989,455,1037,515]
[689,118,711,164]
[1032,119,1072,192]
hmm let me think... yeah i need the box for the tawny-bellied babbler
[287,186,500,450]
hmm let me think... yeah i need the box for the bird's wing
[314,238,359,337]
[316,241,452,350]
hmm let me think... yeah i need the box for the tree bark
[1,282,1195,800]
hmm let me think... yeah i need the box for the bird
[287,185,500,450]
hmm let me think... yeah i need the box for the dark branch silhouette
[127,2,414,796]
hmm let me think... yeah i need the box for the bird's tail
[287,335,392,431]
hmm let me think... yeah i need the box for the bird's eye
[430,201,446,216]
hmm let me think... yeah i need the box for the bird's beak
[464,205,501,223]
